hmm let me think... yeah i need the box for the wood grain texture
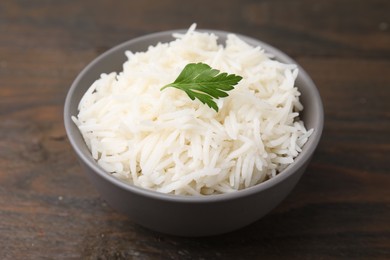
[1,0,389,259]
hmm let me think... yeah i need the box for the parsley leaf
[160,62,242,112]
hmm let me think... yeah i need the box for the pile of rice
[72,24,313,195]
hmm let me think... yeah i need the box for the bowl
[64,29,324,237]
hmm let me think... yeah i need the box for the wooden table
[1,0,389,259]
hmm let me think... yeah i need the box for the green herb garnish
[160,62,242,112]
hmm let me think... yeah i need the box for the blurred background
[1,0,389,259]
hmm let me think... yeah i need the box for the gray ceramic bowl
[64,30,323,237]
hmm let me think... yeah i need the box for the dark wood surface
[1,0,389,259]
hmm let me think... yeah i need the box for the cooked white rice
[72,24,313,195]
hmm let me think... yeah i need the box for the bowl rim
[64,29,324,203]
